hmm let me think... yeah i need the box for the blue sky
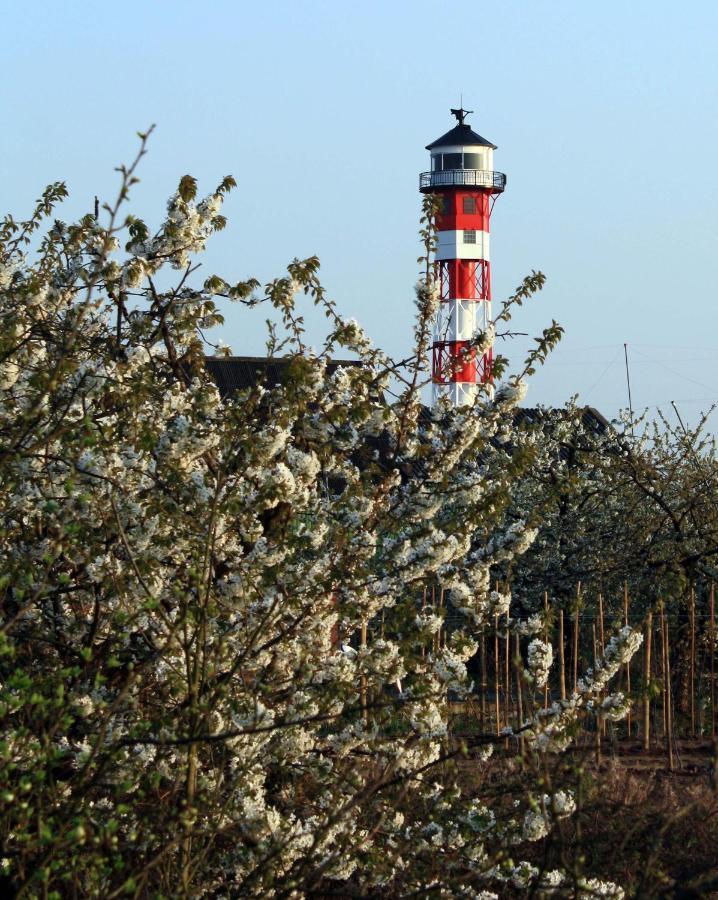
[3,0,718,424]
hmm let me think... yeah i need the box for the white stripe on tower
[419,108,506,407]
[435,230,490,261]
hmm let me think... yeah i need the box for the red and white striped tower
[419,108,506,406]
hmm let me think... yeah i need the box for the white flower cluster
[515,612,544,635]
[521,790,576,842]
[522,626,643,753]
[527,638,553,688]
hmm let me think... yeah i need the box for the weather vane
[450,106,473,126]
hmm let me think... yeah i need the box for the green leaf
[178,175,198,202]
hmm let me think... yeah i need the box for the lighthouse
[420,108,506,406]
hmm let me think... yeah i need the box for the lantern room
[420,109,506,194]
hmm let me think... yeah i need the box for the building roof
[204,355,361,399]
[204,356,609,478]
[426,123,497,151]
[204,358,609,435]
[515,405,609,434]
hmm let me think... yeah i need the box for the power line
[584,346,622,401]
[630,347,718,396]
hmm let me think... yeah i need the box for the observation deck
[419,169,507,193]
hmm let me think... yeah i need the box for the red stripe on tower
[419,108,506,406]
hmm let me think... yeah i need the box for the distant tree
[0,133,639,898]
[513,407,718,595]
[509,402,718,729]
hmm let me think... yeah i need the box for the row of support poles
[410,581,718,768]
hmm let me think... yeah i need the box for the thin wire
[630,347,718,396]
[583,346,622,401]
[550,344,624,354]
[551,342,718,354]
[544,358,718,367]
[635,343,718,352]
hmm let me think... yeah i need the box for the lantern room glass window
[431,152,487,171]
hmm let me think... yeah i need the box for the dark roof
[416,403,608,434]
[204,355,361,399]
[205,358,610,441]
[205,355,609,456]
[515,406,609,434]
[426,123,497,151]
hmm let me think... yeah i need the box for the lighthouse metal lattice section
[420,108,506,407]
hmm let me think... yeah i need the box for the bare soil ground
[573,759,718,897]
[457,740,718,898]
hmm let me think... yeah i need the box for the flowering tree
[0,135,641,898]
[507,399,718,731]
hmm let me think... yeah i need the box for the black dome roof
[426,122,497,151]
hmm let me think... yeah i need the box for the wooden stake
[514,632,524,751]
[439,587,446,649]
[480,632,487,728]
[598,592,606,737]
[665,613,674,771]
[421,587,427,660]
[573,585,581,696]
[494,613,501,737]
[624,582,632,738]
[504,611,510,745]
[543,592,550,708]
[711,583,716,739]
[690,586,696,739]
[643,611,653,751]
[660,603,667,740]
[559,609,566,701]
[660,605,674,771]
[593,623,601,765]
[360,620,368,726]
